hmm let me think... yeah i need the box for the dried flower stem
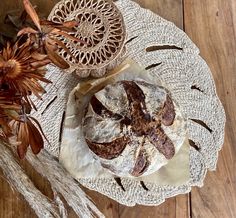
[0,142,61,218]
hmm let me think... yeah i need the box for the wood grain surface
[0,0,235,217]
[184,0,236,217]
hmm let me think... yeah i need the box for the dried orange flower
[0,0,85,158]
[17,0,83,69]
[0,40,50,158]
[0,41,51,101]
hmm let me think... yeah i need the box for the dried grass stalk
[26,149,105,218]
[0,143,61,218]
[0,143,104,217]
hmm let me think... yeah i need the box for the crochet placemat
[31,0,226,206]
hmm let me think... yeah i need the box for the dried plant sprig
[0,1,105,217]
[0,0,84,159]
[18,0,84,69]
[0,142,62,217]
[0,39,51,158]
[10,115,47,159]
[0,41,51,98]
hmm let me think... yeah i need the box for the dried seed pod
[82,80,187,177]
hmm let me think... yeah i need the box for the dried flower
[0,40,51,158]
[10,115,46,159]
[17,0,83,69]
[0,40,51,101]
[0,0,84,159]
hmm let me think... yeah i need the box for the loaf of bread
[82,80,186,177]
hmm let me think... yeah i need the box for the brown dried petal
[29,116,49,144]
[27,119,44,154]
[45,41,69,69]
[40,20,57,26]
[62,21,79,28]
[31,52,48,61]
[23,0,41,31]
[41,20,78,32]
[47,37,77,62]
[17,27,38,37]
[30,59,51,68]
[50,29,85,43]
[15,39,32,59]
[0,104,21,110]
[17,122,29,159]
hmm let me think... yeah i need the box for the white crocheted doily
[31,0,225,206]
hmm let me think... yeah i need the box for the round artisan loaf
[82,80,186,177]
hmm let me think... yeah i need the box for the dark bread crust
[162,95,176,126]
[131,149,148,177]
[148,127,175,159]
[122,81,175,160]
[84,80,176,176]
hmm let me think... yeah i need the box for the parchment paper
[60,60,190,186]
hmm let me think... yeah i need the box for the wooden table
[0,0,236,217]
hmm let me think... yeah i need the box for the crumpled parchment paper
[60,60,190,186]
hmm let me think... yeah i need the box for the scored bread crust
[83,80,186,177]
